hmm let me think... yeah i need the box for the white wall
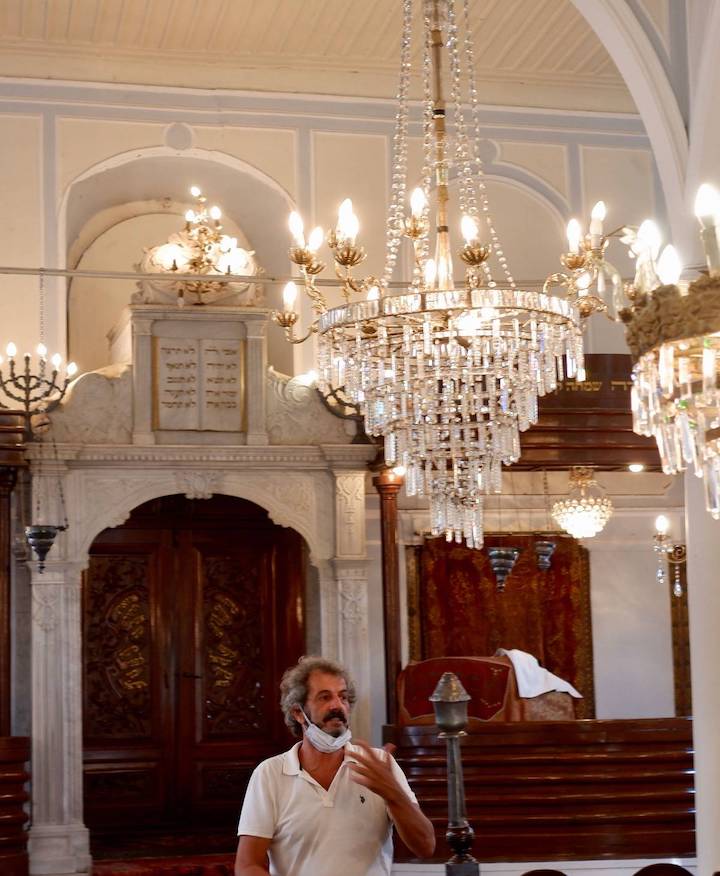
[0,78,662,391]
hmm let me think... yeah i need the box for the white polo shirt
[237,741,418,876]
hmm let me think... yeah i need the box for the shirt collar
[282,740,359,776]
[282,741,303,776]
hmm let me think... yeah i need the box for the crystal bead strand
[419,0,435,265]
[462,0,516,290]
[382,0,414,286]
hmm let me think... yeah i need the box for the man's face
[301,670,351,737]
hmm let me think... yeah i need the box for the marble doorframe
[26,441,374,876]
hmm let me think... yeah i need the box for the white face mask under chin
[300,708,352,753]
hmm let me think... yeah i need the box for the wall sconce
[653,515,687,597]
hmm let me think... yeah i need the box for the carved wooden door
[82,495,305,836]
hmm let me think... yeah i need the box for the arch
[441,162,569,227]
[57,144,299,373]
[69,470,333,571]
[571,0,688,244]
[57,144,295,261]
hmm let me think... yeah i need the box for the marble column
[28,560,90,876]
[684,471,720,874]
[131,315,154,445]
[331,471,371,741]
[245,318,268,445]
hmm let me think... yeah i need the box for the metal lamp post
[430,672,480,875]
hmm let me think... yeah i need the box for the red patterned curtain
[415,534,594,717]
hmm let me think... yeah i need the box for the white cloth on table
[496,647,583,699]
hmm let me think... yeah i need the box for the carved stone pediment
[50,362,358,448]
[266,368,354,445]
[50,364,132,444]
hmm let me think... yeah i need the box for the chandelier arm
[300,275,328,315]
[283,323,318,346]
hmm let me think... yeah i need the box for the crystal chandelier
[551,467,613,539]
[136,186,260,306]
[563,182,720,519]
[625,185,720,517]
[275,0,585,549]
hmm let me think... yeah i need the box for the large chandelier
[557,183,720,519]
[275,0,585,549]
[551,467,613,539]
[136,186,260,306]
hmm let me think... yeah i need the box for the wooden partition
[0,736,30,876]
[385,718,694,862]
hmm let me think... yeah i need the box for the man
[235,656,435,875]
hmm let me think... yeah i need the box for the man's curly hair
[280,656,357,738]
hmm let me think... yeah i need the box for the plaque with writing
[156,339,199,430]
[201,340,243,431]
[154,337,244,432]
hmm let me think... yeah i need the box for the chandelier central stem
[430,0,454,291]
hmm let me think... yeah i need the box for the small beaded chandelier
[551,467,613,540]
[275,0,585,549]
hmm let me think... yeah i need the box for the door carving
[82,494,305,838]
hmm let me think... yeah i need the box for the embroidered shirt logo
[360,795,365,804]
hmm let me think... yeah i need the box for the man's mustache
[323,709,347,724]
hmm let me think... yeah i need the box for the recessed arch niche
[63,149,296,376]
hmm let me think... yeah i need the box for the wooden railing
[0,736,30,876]
[385,718,694,862]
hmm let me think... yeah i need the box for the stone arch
[68,469,333,571]
[57,144,295,265]
[571,0,688,245]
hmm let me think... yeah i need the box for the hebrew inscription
[155,337,244,431]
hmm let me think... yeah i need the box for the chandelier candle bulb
[567,219,582,255]
[410,187,427,218]
[190,186,201,198]
[461,215,479,244]
[694,183,720,275]
[657,245,682,286]
[36,343,47,359]
[51,353,61,370]
[6,343,16,359]
[209,206,221,222]
[288,212,305,248]
[282,281,298,312]
[67,362,77,377]
[589,201,606,248]
[184,209,194,224]
[307,227,324,253]
[655,514,670,535]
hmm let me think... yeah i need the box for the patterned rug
[92,853,235,876]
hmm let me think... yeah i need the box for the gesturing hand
[347,740,403,805]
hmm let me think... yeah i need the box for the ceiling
[0,0,639,112]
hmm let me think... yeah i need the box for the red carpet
[92,853,235,876]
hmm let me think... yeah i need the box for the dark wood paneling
[519,354,660,470]
[0,736,30,876]
[385,718,694,862]
[83,495,305,840]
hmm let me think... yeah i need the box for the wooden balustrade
[0,736,30,876]
[385,717,694,862]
